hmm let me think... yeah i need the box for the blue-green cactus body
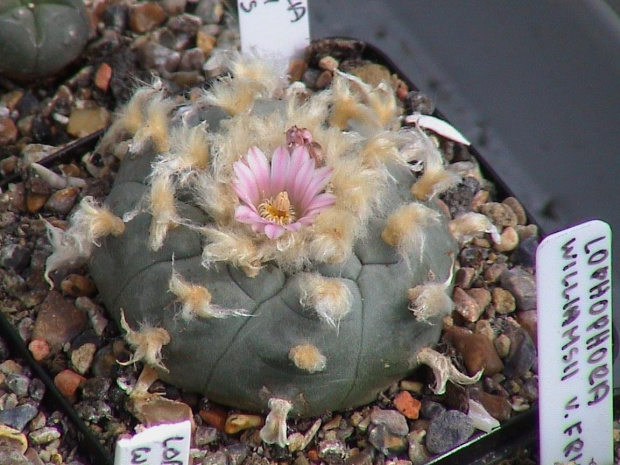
[88,62,459,417]
[0,0,90,80]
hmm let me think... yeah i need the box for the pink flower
[232,145,336,239]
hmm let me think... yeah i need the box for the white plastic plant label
[114,421,191,465]
[237,0,310,60]
[537,220,613,465]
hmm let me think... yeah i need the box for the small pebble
[129,2,167,33]
[407,430,430,465]
[520,377,539,402]
[502,197,527,225]
[315,70,333,89]
[419,399,445,420]
[202,451,227,465]
[446,327,504,375]
[392,391,421,420]
[160,0,186,15]
[66,106,111,138]
[74,400,113,423]
[196,31,217,57]
[500,267,536,311]
[484,263,507,283]
[5,373,30,397]
[32,291,88,353]
[368,425,408,455]
[28,426,61,445]
[317,439,347,458]
[452,287,483,323]
[0,244,31,273]
[137,41,181,73]
[473,319,494,342]
[511,235,538,267]
[90,345,118,378]
[369,407,408,436]
[494,226,519,252]
[470,189,489,210]
[81,376,112,400]
[54,369,86,398]
[194,426,219,446]
[478,392,512,422]
[71,343,97,375]
[0,117,18,145]
[503,327,536,378]
[224,443,249,465]
[94,63,113,92]
[28,379,45,403]
[0,360,23,375]
[180,48,206,72]
[454,267,475,289]
[510,396,530,412]
[60,274,97,298]
[425,410,474,454]
[0,404,38,431]
[199,407,228,431]
[478,202,517,227]
[75,297,109,336]
[224,413,263,434]
[467,288,491,313]
[516,310,537,347]
[494,334,511,358]
[514,224,539,240]
[318,56,339,72]
[195,0,224,23]
[44,187,80,216]
[167,13,203,34]
[345,449,373,465]
[0,424,28,453]
[491,287,516,314]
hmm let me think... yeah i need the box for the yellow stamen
[258,191,296,225]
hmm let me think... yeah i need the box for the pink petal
[270,146,290,196]
[298,166,333,211]
[264,223,286,239]
[232,180,257,210]
[233,161,260,206]
[297,215,318,226]
[303,193,336,216]
[246,147,271,198]
[291,156,316,206]
[285,146,309,189]
[234,205,263,224]
[284,222,303,232]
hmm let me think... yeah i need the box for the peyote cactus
[45,53,487,444]
[0,0,90,81]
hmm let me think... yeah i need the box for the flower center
[258,191,297,225]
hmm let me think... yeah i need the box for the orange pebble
[198,406,228,432]
[95,63,113,92]
[393,390,421,420]
[28,339,50,361]
[54,369,86,398]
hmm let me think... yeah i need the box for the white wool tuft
[118,309,171,372]
[449,212,501,245]
[299,273,353,329]
[168,268,250,320]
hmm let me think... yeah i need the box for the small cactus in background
[45,52,487,444]
[0,0,90,81]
